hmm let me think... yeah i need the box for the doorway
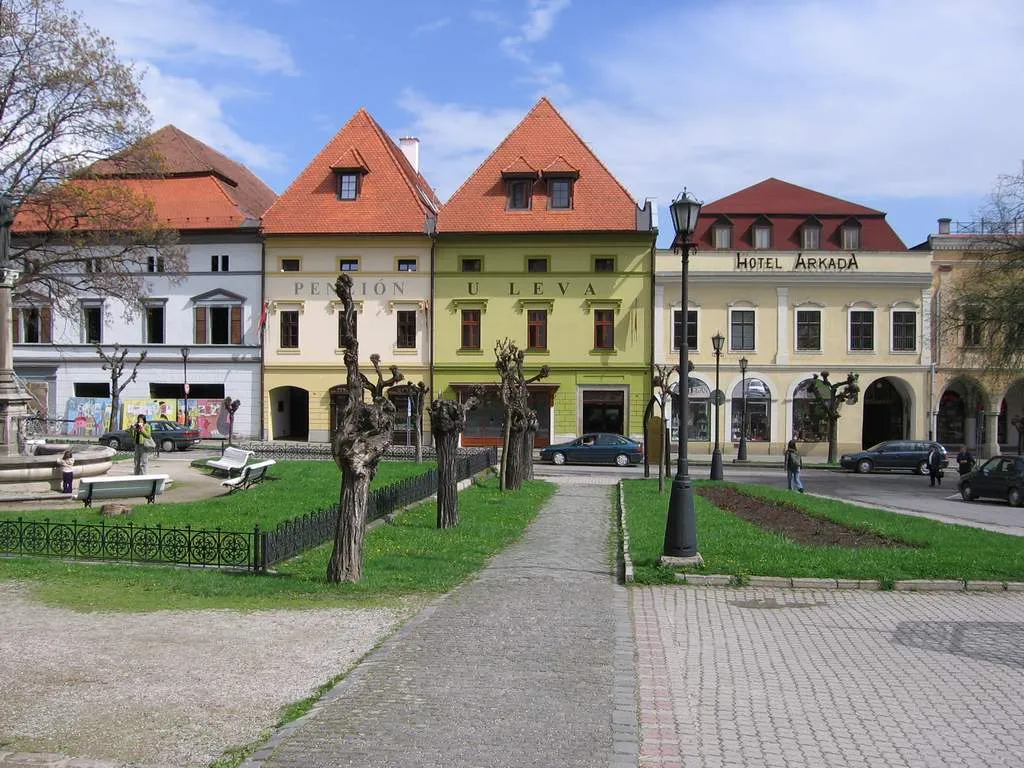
[862,378,905,448]
[582,389,625,435]
[270,386,309,440]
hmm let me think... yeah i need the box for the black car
[539,433,643,467]
[959,455,1024,506]
[839,440,948,475]
[99,419,201,452]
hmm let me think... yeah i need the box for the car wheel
[106,437,120,451]
[960,482,974,502]
[161,438,175,452]
[1009,487,1023,507]
[615,453,629,467]
[856,459,873,474]
[552,452,566,465]
[916,459,929,476]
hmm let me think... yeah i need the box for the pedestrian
[785,439,805,493]
[133,414,153,475]
[927,444,945,487]
[59,449,74,494]
[956,445,975,476]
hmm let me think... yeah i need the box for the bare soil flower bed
[696,486,914,549]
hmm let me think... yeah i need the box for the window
[753,225,772,249]
[842,224,861,250]
[892,311,917,352]
[83,304,102,344]
[672,309,698,351]
[549,178,572,209]
[396,310,416,349]
[796,309,821,351]
[211,254,229,272]
[280,258,300,272]
[398,259,417,272]
[280,311,299,349]
[963,307,983,347]
[730,309,755,351]
[802,225,821,250]
[793,380,828,442]
[74,382,110,398]
[670,378,711,442]
[194,305,243,345]
[713,225,732,249]
[339,259,359,272]
[460,257,482,272]
[147,255,165,273]
[594,257,615,273]
[338,173,359,200]
[732,378,771,442]
[527,257,548,273]
[13,306,52,343]
[145,305,165,344]
[594,309,615,350]
[508,180,531,210]
[84,258,103,273]
[461,309,481,350]
[849,310,874,351]
[527,309,547,350]
[338,312,357,348]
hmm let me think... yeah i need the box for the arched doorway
[862,378,905,448]
[731,378,771,443]
[936,389,966,444]
[270,386,309,441]
[937,377,986,449]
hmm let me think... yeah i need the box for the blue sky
[70,0,1024,247]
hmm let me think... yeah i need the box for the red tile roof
[263,108,440,235]
[696,178,906,251]
[438,98,641,234]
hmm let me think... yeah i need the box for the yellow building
[434,98,656,446]
[261,109,439,441]
[656,179,934,458]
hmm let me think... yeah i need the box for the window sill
[277,348,301,355]
[457,348,484,355]
[889,349,918,355]
[590,348,617,355]
[847,350,876,355]
[671,347,701,355]
[795,348,823,354]
[526,348,550,355]
[393,347,419,355]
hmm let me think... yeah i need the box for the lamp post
[710,332,725,480]
[737,356,749,461]
[662,189,704,566]
[180,347,189,427]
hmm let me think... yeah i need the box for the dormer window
[841,220,861,250]
[752,217,772,249]
[508,180,532,210]
[501,155,541,212]
[713,223,732,249]
[330,146,370,202]
[541,156,579,211]
[801,219,822,250]
[549,178,572,209]
[338,173,360,200]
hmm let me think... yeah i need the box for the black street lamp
[180,347,190,427]
[662,189,703,566]
[737,355,749,462]
[711,332,725,480]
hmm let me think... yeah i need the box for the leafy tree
[95,344,147,432]
[804,371,859,464]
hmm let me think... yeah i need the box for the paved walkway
[244,475,636,768]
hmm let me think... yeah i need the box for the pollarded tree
[494,338,549,492]
[95,344,147,432]
[221,397,241,445]
[429,388,481,529]
[805,371,860,464]
[651,363,678,493]
[328,274,403,583]
[411,381,429,463]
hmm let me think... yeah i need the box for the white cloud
[498,0,571,94]
[521,0,570,42]
[413,16,452,35]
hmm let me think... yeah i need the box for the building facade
[656,179,934,457]
[261,109,439,442]
[434,98,656,446]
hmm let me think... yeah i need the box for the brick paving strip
[245,476,638,768]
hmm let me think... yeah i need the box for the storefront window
[792,379,828,442]
[732,378,771,442]
[669,378,711,442]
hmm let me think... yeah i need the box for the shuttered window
[14,307,52,343]
[194,305,243,344]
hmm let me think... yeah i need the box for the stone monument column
[0,196,30,455]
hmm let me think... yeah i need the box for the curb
[673,573,1024,591]
[616,480,634,583]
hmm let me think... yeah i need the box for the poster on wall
[176,399,229,438]
[64,398,113,437]
[120,399,179,428]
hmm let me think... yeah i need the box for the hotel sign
[735,254,859,272]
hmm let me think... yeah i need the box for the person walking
[59,449,75,494]
[927,444,945,487]
[785,439,805,493]
[133,414,153,475]
[956,445,975,476]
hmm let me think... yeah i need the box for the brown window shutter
[12,309,20,343]
[40,307,52,343]
[230,305,242,344]
[194,306,207,344]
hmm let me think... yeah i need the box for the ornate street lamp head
[739,356,748,373]
[669,188,703,242]
[711,332,725,354]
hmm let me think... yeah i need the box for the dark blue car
[539,433,643,467]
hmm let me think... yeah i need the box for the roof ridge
[362,110,434,220]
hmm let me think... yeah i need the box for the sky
[68,0,1024,248]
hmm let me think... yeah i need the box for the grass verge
[624,479,1024,585]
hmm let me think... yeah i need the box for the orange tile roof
[542,156,579,176]
[703,178,883,216]
[438,98,641,234]
[501,156,540,176]
[263,108,440,235]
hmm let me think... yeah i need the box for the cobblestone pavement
[245,475,637,768]
[634,586,1024,767]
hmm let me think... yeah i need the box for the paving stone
[893,579,965,591]
[680,573,733,586]
[1005,582,1024,591]
[790,577,838,589]
[747,576,792,588]
[965,581,1007,592]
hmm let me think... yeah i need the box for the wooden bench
[76,474,170,508]
[220,460,277,493]
[207,447,255,476]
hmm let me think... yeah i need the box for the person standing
[956,445,975,476]
[133,414,153,475]
[785,439,805,493]
[59,449,75,494]
[927,444,945,487]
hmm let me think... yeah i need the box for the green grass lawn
[0,475,555,612]
[624,479,1024,585]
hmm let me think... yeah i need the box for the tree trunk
[227,414,235,446]
[827,417,839,464]
[505,424,526,491]
[414,419,423,463]
[435,429,459,528]
[657,404,667,492]
[328,466,369,583]
[499,408,512,491]
[642,396,655,478]
[522,419,536,481]
[108,395,120,433]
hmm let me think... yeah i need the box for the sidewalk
[244,475,637,768]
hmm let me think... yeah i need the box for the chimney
[399,137,420,172]
[938,217,951,235]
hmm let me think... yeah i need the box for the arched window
[732,378,771,442]
[792,379,828,442]
[670,377,712,443]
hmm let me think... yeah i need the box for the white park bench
[76,474,170,508]
[220,459,277,493]
[207,447,255,476]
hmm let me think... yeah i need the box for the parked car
[959,455,1024,506]
[99,419,202,452]
[539,433,643,467]
[839,440,948,475]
